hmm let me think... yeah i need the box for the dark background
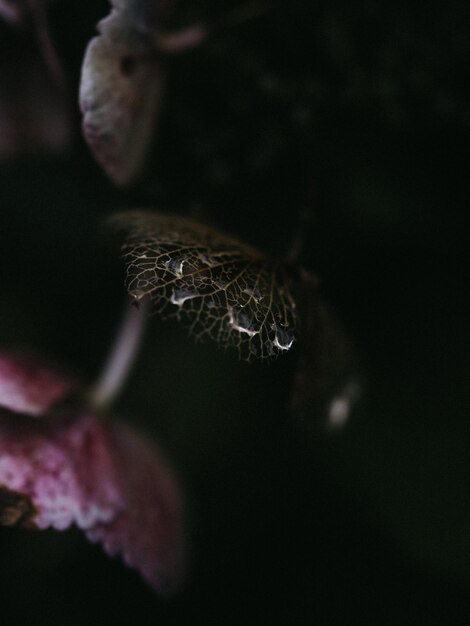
[1,0,469,623]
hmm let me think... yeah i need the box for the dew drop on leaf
[108,210,300,360]
[229,306,260,337]
[272,324,294,351]
[170,288,199,307]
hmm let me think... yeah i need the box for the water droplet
[165,257,184,277]
[327,381,361,429]
[272,324,294,351]
[130,288,146,302]
[170,288,199,306]
[229,306,259,337]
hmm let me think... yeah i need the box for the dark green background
[1,0,469,623]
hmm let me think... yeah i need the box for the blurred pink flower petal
[0,351,78,417]
[0,0,23,24]
[0,354,185,593]
[87,420,185,592]
[0,414,121,530]
[79,0,169,186]
[0,4,70,159]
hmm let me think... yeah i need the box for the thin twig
[89,298,149,411]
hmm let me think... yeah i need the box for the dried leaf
[109,210,301,360]
[291,276,362,431]
[0,486,37,528]
[79,1,168,186]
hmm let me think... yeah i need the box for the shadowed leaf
[291,275,362,431]
[109,210,301,360]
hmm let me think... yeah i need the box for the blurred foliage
[0,0,469,624]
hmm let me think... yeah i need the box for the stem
[154,1,268,55]
[89,299,149,410]
[27,0,65,86]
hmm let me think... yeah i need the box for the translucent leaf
[79,1,170,186]
[291,276,362,431]
[109,210,300,360]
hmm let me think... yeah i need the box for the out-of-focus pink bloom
[0,351,184,593]
[0,351,78,417]
[0,2,70,159]
[0,0,23,24]
[79,0,166,187]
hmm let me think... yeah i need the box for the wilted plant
[0,0,362,596]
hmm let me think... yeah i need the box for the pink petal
[87,421,185,593]
[0,411,185,593]
[0,0,23,24]
[0,413,122,530]
[0,351,79,417]
[0,4,70,160]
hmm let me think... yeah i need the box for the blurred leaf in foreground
[291,273,362,431]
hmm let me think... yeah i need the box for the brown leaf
[109,210,300,360]
[0,486,37,528]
